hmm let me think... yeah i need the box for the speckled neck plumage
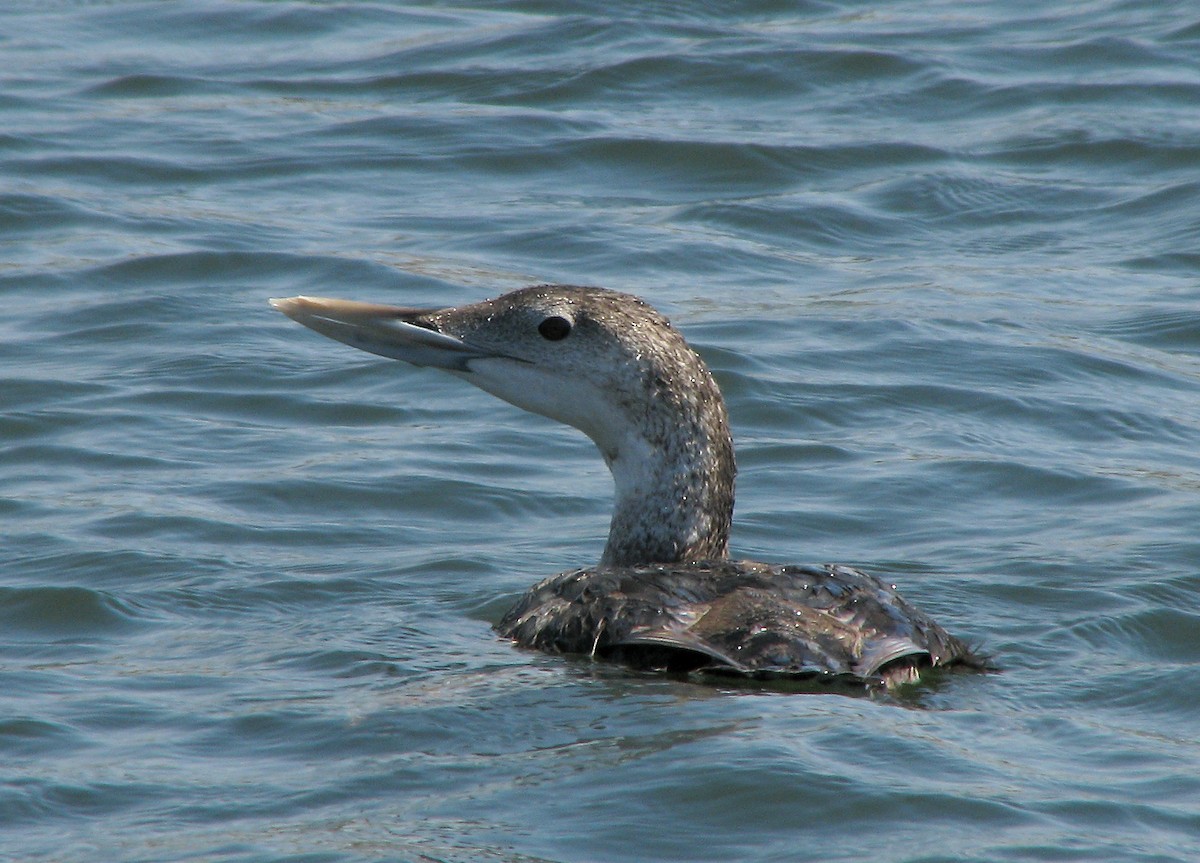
[593,308,736,567]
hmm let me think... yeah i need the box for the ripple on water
[1097,307,1200,353]
[0,719,85,759]
[0,585,149,639]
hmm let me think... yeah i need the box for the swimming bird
[271,285,984,689]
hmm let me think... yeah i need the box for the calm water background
[3,2,1200,861]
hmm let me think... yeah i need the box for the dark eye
[538,315,572,341]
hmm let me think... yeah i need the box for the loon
[271,285,985,689]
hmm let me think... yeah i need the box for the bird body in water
[271,285,985,689]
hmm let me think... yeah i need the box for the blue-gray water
[4,2,1200,861]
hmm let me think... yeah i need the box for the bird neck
[599,401,735,567]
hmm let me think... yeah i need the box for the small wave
[1098,309,1200,352]
[2,716,85,750]
[0,585,148,637]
